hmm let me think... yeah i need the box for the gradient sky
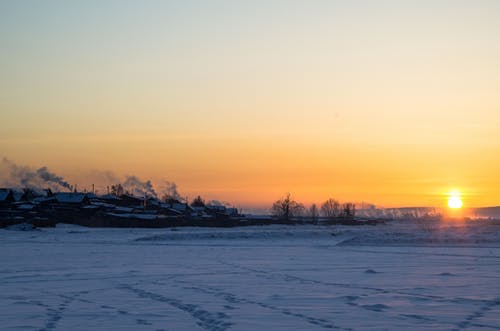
[1,0,500,209]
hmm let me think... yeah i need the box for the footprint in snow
[438,272,457,276]
[362,304,390,312]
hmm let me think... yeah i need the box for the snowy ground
[1,221,500,330]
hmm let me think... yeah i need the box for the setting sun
[448,191,463,209]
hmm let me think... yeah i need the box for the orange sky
[1,1,500,209]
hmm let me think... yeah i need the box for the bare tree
[321,198,340,218]
[161,181,182,203]
[341,202,356,218]
[309,203,319,222]
[271,193,304,221]
[191,195,205,207]
[110,184,124,196]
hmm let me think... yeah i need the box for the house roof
[12,192,23,201]
[54,193,88,204]
[159,204,182,215]
[98,194,122,201]
[171,203,187,211]
[0,189,13,201]
[113,206,135,213]
[33,197,57,204]
[106,212,164,220]
[91,201,116,208]
[206,204,227,211]
[17,204,35,210]
[119,194,143,202]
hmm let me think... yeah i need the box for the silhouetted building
[53,193,90,205]
[0,189,14,207]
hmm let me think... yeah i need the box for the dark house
[168,202,195,216]
[0,189,15,207]
[53,193,90,205]
[18,188,43,202]
[117,194,144,207]
[95,194,122,203]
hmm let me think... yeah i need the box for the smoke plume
[1,158,72,192]
[122,175,157,198]
[157,180,182,201]
[1,158,183,199]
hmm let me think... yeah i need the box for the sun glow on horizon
[1,2,500,208]
[447,190,463,209]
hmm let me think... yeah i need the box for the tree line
[111,185,355,221]
[271,193,356,221]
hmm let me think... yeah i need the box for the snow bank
[130,221,500,246]
[336,219,500,246]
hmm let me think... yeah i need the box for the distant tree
[357,203,378,218]
[163,196,180,204]
[161,181,182,203]
[309,203,319,222]
[191,195,205,207]
[321,198,340,218]
[359,202,376,210]
[271,193,304,221]
[110,184,124,196]
[341,202,356,218]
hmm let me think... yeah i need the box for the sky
[1,0,500,209]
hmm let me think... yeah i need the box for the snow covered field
[1,221,500,330]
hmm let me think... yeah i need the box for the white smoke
[1,158,72,192]
[122,175,158,198]
[156,180,182,201]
